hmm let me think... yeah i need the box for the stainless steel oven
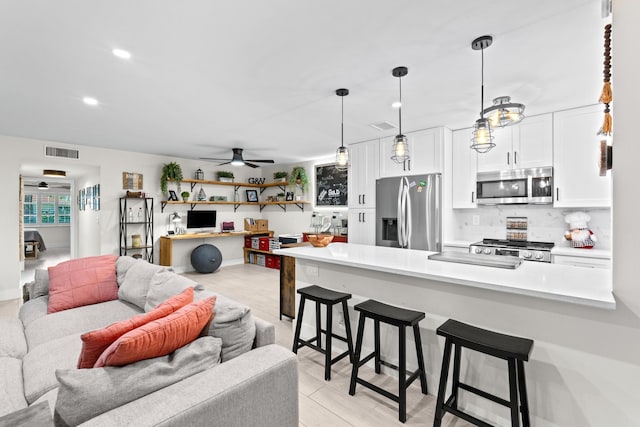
[476,167,553,205]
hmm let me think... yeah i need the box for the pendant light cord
[480,46,485,119]
[398,76,403,133]
[341,95,344,148]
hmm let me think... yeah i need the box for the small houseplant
[160,162,183,196]
[273,171,288,182]
[181,191,190,202]
[276,192,285,201]
[217,171,234,182]
[289,166,308,193]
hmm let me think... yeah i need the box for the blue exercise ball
[190,244,222,273]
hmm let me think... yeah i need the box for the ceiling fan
[200,148,275,168]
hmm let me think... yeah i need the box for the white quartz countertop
[275,243,615,309]
[443,240,474,248]
[551,246,612,259]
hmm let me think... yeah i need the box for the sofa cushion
[143,270,201,312]
[25,299,141,353]
[0,357,28,417]
[24,269,50,300]
[18,296,49,329]
[0,319,27,358]
[77,287,194,368]
[54,337,222,426]
[0,401,52,427]
[117,258,168,309]
[195,289,256,361]
[95,297,216,367]
[48,255,119,314]
[22,334,82,404]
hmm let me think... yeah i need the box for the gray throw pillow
[54,336,222,426]
[118,259,168,310]
[30,269,50,299]
[144,270,201,312]
[115,256,138,286]
[0,401,53,427]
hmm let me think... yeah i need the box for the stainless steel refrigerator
[375,174,441,251]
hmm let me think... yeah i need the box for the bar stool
[348,299,428,423]
[292,285,354,381]
[433,319,534,427]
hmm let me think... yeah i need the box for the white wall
[35,226,70,249]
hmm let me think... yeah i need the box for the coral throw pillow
[48,255,119,314]
[94,296,216,367]
[77,287,194,369]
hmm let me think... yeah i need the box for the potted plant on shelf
[181,191,190,202]
[289,166,308,194]
[273,171,288,182]
[276,192,285,202]
[217,171,234,182]
[160,162,183,196]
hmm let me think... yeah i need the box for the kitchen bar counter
[275,242,615,309]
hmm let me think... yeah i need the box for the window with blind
[24,192,71,225]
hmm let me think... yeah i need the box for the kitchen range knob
[535,252,544,260]
[474,248,482,254]
[523,251,532,259]
[483,248,492,255]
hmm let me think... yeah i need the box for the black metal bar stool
[433,319,534,427]
[292,285,354,381]
[348,299,428,423]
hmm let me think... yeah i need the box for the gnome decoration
[564,212,597,249]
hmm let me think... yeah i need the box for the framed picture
[168,190,178,201]
[315,163,348,206]
[285,191,294,201]
[246,189,259,202]
[122,172,144,190]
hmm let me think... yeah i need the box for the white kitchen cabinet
[348,209,376,245]
[553,105,611,207]
[477,113,553,172]
[451,128,477,208]
[348,139,378,209]
[553,254,610,269]
[379,127,443,178]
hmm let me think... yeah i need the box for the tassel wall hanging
[598,24,612,136]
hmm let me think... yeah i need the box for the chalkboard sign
[315,164,348,206]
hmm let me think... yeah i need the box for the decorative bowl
[307,234,334,247]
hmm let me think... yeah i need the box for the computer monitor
[186,210,216,230]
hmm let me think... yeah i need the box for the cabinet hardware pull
[472,191,475,203]
[408,159,411,170]
[362,212,365,222]
[358,195,362,204]
[403,160,406,171]
[362,194,365,205]
[556,188,559,201]
[507,152,510,165]
[514,151,518,164]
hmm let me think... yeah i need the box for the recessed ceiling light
[391,101,402,109]
[82,97,99,106]
[43,169,66,177]
[112,48,132,59]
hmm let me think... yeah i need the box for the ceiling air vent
[44,146,79,160]
[369,121,397,131]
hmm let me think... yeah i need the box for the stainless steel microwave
[476,167,553,205]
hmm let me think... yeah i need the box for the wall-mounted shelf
[161,179,309,212]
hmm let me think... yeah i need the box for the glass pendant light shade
[484,96,525,127]
[334,88,350,170]
[470,118,495,153]
[391,66,409,164]
[391,134,410,163]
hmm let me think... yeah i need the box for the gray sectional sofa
[0,256,298,426]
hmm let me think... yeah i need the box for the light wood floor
[0,261,473,426]
[185,263,473,427]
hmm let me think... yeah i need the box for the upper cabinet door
[451,128,477,208]
[513,113,553,169]
[379,127,443,178]
[553,105,611,207]
[347,140,379,209]
[476,113,552,172]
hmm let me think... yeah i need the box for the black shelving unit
[119,197,154,262]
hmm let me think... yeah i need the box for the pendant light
[335,88,349,171]
[483,95,525,128]
[391,66,409,163]
[470,36,495,153]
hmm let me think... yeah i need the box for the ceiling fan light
[391,134,410,163]
[230,159,244,166]
[470,118,496,153]
[335,146,349,170]
[43,169,66,177]
[38,181,48,190]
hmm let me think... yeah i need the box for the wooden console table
[159,230,273,266]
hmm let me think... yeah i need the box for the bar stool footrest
[442,405,494,427]
[459,382,511,407]
[355,378,400,403]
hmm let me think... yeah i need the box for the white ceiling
[0,0,607,166]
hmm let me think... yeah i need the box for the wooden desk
[159,230,273,266]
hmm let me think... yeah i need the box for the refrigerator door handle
[404,177,412,249]
[397,179,404,247]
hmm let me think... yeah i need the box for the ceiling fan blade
[200,157,231,161]
[216,161,231,166]
[245,159,275,163]
[245,162,260,168]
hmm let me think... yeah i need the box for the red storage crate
[274,256,281,270]
[258,237,270,251]
[244,236,252,248]
[265,255,275,269]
